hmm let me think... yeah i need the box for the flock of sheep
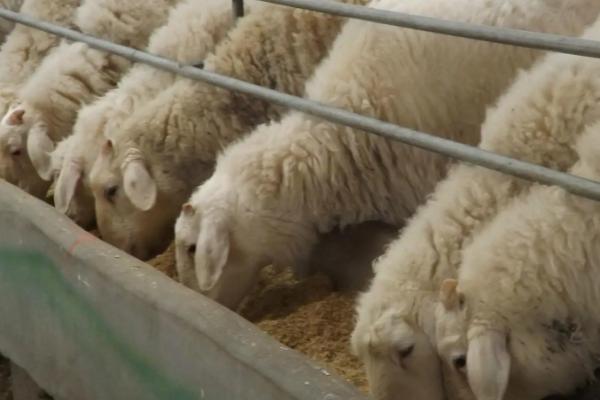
[2,0,600,399]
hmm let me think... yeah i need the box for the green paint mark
[0,249,199,400]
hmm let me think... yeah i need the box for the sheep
[0,0,81,193]
[185,0,600,308]
[435,122,600,400]
[352,9,600,400]
[0,0,180,197]
[51,0,241,229]
[88,0,368,261]
[0,0,24,44]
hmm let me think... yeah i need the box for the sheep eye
[458,294,465,309]
[104,185,118,201]
[398,345,414,359]
[187,244,196,255]
[453,355,466,371]
[10,148,21,156]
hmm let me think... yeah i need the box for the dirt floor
[148,243,369,393]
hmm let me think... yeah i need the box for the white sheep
[0,0,25,44]
[435,122,600,400]
[177,0,600,396]
[0,0,80,195]
[353,9,600,400]
[185,0,599,307]
[51,0,240,229]
[88,0,367,261]
[0,0,180,197]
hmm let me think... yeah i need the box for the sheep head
[174,202,201,290]
[187,172,316,310]
[0,103,51,197]
[1,102,55,181]
[89,138,186,260]
[435,279,476,400]
[467,328,511,400]
[189,178,264,310]
[54,102,116,229]
[436,279,510,400]
[90,140,177,259]
[53,144,97,229]
[26,120,55,181]
[351,293,445,400]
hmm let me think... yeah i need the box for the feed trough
[0,181,367,400]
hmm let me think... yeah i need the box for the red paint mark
[67,230,98,255]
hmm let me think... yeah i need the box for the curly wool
[53,0,237,227]
[445,124,600,399]
[91,0,367,259]
[0,0,180,197]
[367,5,600,327]
[0,0,80,116]
[206,0,594,274]
[357,6,600,400]
[26,0,183,140]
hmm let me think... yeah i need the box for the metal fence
[1,2,600,199]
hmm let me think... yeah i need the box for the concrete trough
[0,181,368,400]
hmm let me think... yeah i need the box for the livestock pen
[1,0,600,398]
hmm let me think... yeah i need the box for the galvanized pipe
[1,8,600,201]
[232,0,244,19]
[261,0,600,59]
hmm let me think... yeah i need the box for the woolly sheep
[186,0,596,309]
[88,0,367,261]
[0,0,24,44]
[435,123,600,400]
[0,0,80,194]
[353,7,600,400]
[51,0,240,228]
[0,0,179,197]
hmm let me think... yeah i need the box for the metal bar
[1,9,600,201]
[261,0,600,59]
[232,0,244,19]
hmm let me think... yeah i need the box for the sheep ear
[122,158,157,211]
[467,331,511,400]
[2,106,25,126]
[440,279,459,310]
[194,214,230,292]
[54,160,82,214]
[27,123,55,181]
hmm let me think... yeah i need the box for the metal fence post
[232,0,244,19]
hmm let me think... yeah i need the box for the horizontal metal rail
[1,8,600,201]
[261,0,600,59]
